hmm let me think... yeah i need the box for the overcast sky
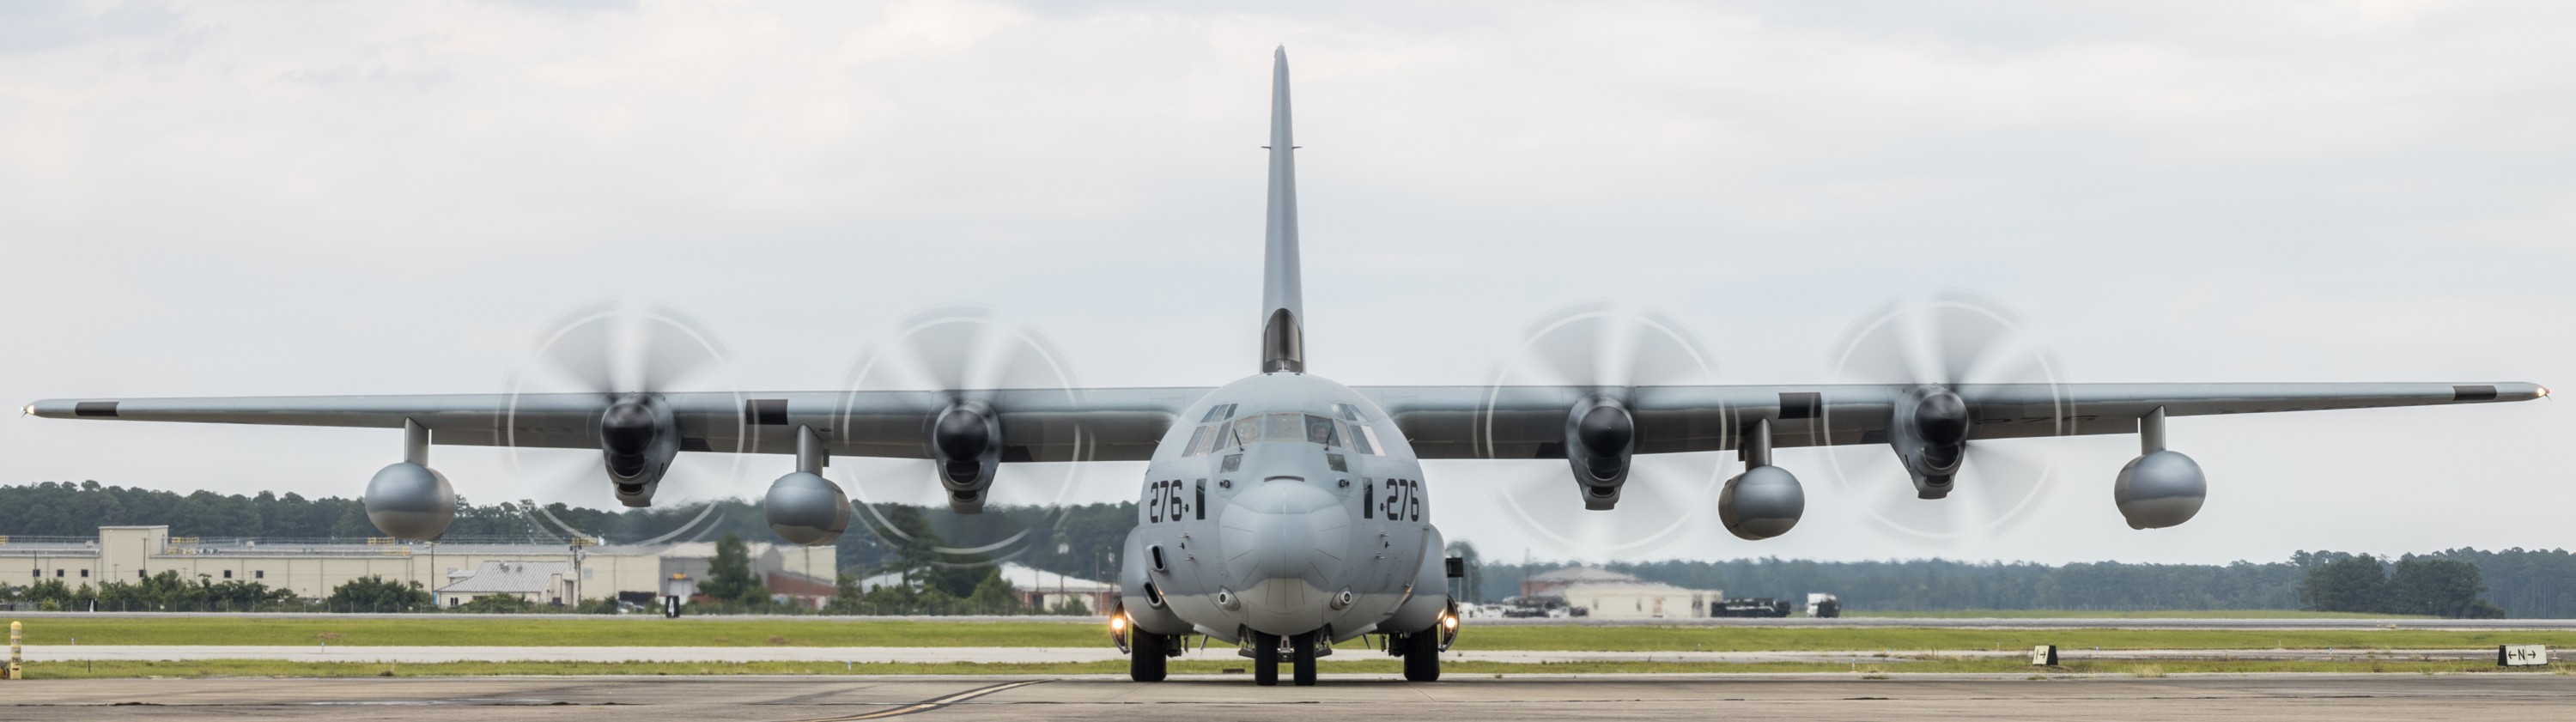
[3,1,2569,566]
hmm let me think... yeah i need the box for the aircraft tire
[1402,630,1440,682]
[1291,630,1319,686]
[1129,629,1168,683]
[1253,631,1281,686]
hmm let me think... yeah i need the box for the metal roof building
[0,525,833,609]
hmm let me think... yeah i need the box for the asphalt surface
[9,674,2573,720]
[20,645,2543,665]
[14,610,2576,630]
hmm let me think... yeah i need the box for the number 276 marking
[1380,478,1422,521]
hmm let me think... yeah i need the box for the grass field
[1849,610,2428,620]
[11,616,2576,652]
[15,658,2573,680]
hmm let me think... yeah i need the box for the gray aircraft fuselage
[1121,372,1449,644]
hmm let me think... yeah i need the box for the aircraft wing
[26,389,1215,463]
[27,381,2547,464]
[1356,382,2550,459]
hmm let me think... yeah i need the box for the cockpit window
[1262,413,1304,443]
[1183,425,1212,456]
[1192,411,1370,452]
[1305,414,1340,446]
[1201,403,1236,423]
[1231,416,1261,448]
[1332,403,1364,422]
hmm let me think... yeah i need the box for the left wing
[1358,381,2549,459]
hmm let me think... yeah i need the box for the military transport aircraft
[23,48,2550,687]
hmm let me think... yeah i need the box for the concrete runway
[15,610,2576,630]
[21,644,2540,665]
[8,674,2573,721]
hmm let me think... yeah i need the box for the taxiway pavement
[8,673,2573,721]
[19,644,2534,665]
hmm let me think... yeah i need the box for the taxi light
[1110,615,1127,632]
[1443,615,1459,630]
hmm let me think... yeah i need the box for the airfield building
[1519,566,1725,620]
[0,525,835,608]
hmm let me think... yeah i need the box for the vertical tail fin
[1261,46,1305,373]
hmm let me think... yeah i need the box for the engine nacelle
[763,471,851,546]
[1719,464,1806,540]
[599,394,679,507]
[364,462,456,541]
[1563,397,1635,511]
[1889,387,1971,499]
[933,401,1002,514]
[2113,450,2206,529]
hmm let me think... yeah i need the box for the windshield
[1187,410,1378,454]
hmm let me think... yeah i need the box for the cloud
[0,1,2568,564]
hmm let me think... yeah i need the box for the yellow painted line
[787,680,1047,722]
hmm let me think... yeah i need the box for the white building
[0,525,833,606]
[434,561,576,607]
[1557,580,1720,620]
[1518,565,1724,619]
[855,563,1118,612]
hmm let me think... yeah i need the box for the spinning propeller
[501,300,750,511]
[1479,302,1728,559]
[835,306,1094,567]
[1819,290,2072,547]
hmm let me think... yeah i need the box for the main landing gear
[1399,628,1440,682]
[1129,628,1169,683]
[1392,608,1457,683]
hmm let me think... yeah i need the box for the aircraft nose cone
[1218,479,1349,634]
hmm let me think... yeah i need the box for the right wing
[28,388,1218,463]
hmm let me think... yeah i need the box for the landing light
[1442,615,1459,631]
[1109,615,1127,633]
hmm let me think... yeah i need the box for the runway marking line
[785,680,1047,721]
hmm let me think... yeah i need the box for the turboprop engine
[933,401,1002,513]
[1888,386,1971,498]
[598,394,680,507]
[1563,397,1635,510]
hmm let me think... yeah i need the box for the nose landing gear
[1291,631,1320,686]
[1249,630,1324,687]
[1251,631,1281,686]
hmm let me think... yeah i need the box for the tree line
[1458,548,2562,618]
[5,481,2568,617]
[0,481,1134,587]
